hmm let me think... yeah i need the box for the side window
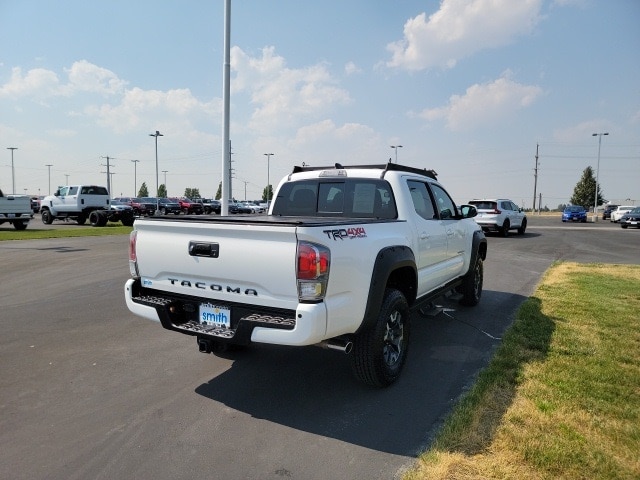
[407,180,436,220]
[429,183,457,220]
[68,186,78,195]
[58,187,69,196]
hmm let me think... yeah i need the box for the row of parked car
[112,197,269,216]
[560,204,638,228]
[463,198,639,235]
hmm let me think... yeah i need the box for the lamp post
[45,164,53,195]
[131,159,140,196]
[149,130,163,213]
[592,132,608,221]
[264,153,274,202]
[390,145,403,163]
[7,147,17,194]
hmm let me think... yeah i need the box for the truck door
[64,186,79,211]
[50,186,68,213]
[407,180,450,294]
[427,182,466,278]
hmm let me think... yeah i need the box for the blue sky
[1,0,638,208]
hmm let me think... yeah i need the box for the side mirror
[459,204,478,219]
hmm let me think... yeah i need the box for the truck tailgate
[134,218,300,310]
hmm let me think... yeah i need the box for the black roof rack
[290,163,437,180]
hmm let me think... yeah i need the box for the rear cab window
[272,179,397,219]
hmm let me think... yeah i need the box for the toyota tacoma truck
[125,163,487,386]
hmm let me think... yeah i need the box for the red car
[172,197,204,215]
[113,197,148,216]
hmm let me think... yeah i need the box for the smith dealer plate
[199,303,231,329]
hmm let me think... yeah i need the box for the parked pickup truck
[0,189,33,230]
[40,185,135,227]
[125,163,487,386]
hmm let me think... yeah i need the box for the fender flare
[357,245,416,334]
[468,230,487,273]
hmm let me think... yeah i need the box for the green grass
[0,223,132,240]
[405,262,640,480]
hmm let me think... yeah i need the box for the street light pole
[45,164,53,195]
[592,132,609,221]
[7,147,17,194]
[149,130,163,213]
[131,159,140,196]
[264,153,274,202]
[390,145,403,163]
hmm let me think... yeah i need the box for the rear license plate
[199,303,231,329]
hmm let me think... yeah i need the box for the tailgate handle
[188,241,219,258]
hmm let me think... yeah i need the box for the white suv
[468,198,527,236]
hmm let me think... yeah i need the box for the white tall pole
[264,153,273,201]
[221,0,231,215]
[7,147,17,194]
[592,132,608,221]
[131,159,140,196]
[149,131,163,213]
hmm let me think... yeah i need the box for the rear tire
[89,211,108,227]
[351,288,410,387]
[13,221,28,231]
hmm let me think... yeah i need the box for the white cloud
[64,60,127,95]
[0,66,61,98]
[553,120,613,142]
[345,62,362,75]
[418,71,543,131]
[231,46,351,133]
[84,86,219,134]
[387,0,544,71]
[286,119,382,165]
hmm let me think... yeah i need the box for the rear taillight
[129,230,140,279]
[297,241,330,301]
[491,209,501,214]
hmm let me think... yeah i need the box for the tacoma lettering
[168,278,257,296]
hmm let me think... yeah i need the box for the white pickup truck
[125,163,487,386]
[0,189,33,230]
[40,185,135,226]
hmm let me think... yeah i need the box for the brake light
[129,230,140,278]
[297,241,330,301]
[491,209,501,214]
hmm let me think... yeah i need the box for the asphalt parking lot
[0,214,638,480]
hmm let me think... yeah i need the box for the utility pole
[7,147,17,194]
[131,159,140,196]
[532,144,539,213]
[264,153,273,201]
[101,156,114,197]
[45,164,53,195]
